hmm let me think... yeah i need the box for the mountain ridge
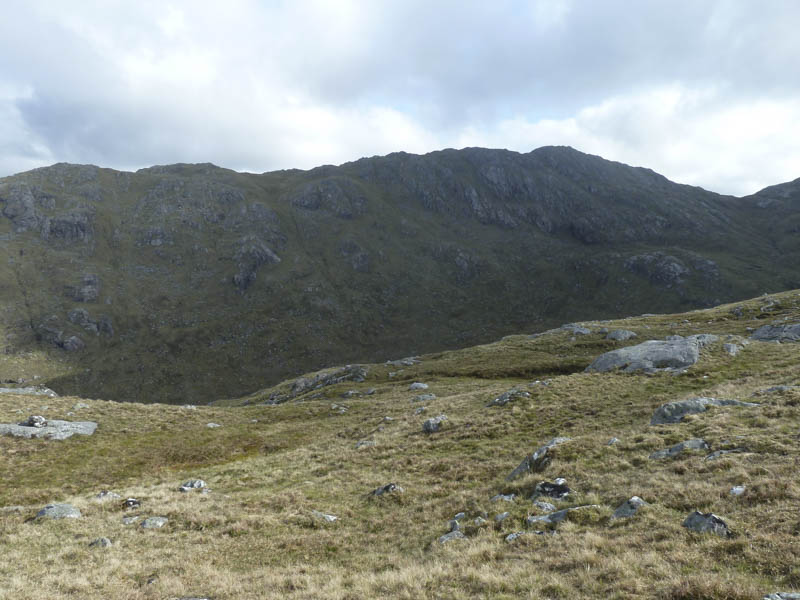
[0,146,797,403]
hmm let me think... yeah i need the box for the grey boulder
[506,437,570,481]
[650,439,709,460]
[89,537,112,548]
[606,329,638,341]
[487,388,531,407]
[526,505,599,525]
[438,530,466,544]
[371,483,404,497]
[141,516,169,529]
[423,415,447,433]
[650,397,758,424]
[37,503,81,519]
[586,334,718,373]
[682,511,730,537]
[179,479,207,492]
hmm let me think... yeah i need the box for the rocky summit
[1,147,800,402]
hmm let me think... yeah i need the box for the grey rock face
[289,177,367,219]
[606,329,638,341]
[0,419,97,440]
[682,511,730,537]
[650,439,709,460]
[531,481,572,500]
[486,388,531,407]
[233,236,281,291]
[612,496,647,519]
[650,397,758,425]
[371,483,403,497]
[141,516,169,529]
[89,537,112,548]
[527,505,599,525]
[423,415,447,433]
[37,503,81,519]
[506,437,570,481]
[438,530,466,543]
[751,323,800,342]
[586,335,718,373]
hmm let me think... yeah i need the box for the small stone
[179,479,207,492]
[89,537,112,548]
[682,511,730,537]
[505,531,527,542]
[96,490,121,501]
[413,393,436,402]
[122,498,141,510]
[612,496,647,519]
[533,500,557,512]
[37,503,81,519]
[606,329,638,341]
[554,477,567,485]
[371,483,403,497]
[21,415,47,428]
[355,440,375,449]
[409,382,429,391]
[649,439,709,460]
[72,402,89,410]
[382,416,394,422]
[414,406,427,415]
[506,437,570,481]
[705,448,748,460]
[730,485,746,496]
[474,517,487,526]
[423,414,447,433]
[141,516,168,529]
[650,397,758,425]
[311,510,338,523]
[763,594,800,600]
[491,493,515,503]
[453,512,466,521]
[366,388,377,395]
[495,512,510,522]
[723,343,741,356]
[486,388,531,407]
[527,505,600,525]
[448,519,460,532]
[206,423,221,428]
[607,437,620,445]
[122,516,140,525]
[438,530,465,544]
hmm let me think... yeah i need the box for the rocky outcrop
[233,236,281,291]
[751,323,800,342]
[266,365,368,404]
[67,274,101,302]
[289,177,367,219]
[624,253,690,288]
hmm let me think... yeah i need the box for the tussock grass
[2,290,800,597]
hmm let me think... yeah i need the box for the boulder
[586,335,718,373]
[409,382,429,391]
[423,415,447,433]
[750,323,800,342]
[650,397,758,424]
[413,393,436,402]
[506,437,570,481]
[355,440,375,449]
[179,479,207,492]
[682,511,730,537]
[311,510,338,523]
[89,537,112,548]
[0,419,97,440]
[21,415,47,428]
[730,485,746,496]
[612,496,647,519]
[606,329,638,341]
[37,503,81,519]
[490,493,515,503]
[650,439,709,460]
[723,343,740,356]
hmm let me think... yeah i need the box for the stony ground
[1,290,800,599]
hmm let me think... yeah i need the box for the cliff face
[0,146,795,402]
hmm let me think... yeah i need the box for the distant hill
[0,146,797,402]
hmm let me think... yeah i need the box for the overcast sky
[1,0,798,195]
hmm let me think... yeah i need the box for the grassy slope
[1,290,800,598]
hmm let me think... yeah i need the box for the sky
[1,0,799,196]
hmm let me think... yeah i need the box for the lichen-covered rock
[650,397,758,425]
[650,439,709,460]
[682,511,730,537]
[506,437,570,481]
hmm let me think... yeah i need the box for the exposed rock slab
[750,323,800,342]
[37,503,81,519]
[0,419,97,440]
[650,397,758,424]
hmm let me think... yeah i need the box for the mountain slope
[0,146,796,402]
[1,290,799,598]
